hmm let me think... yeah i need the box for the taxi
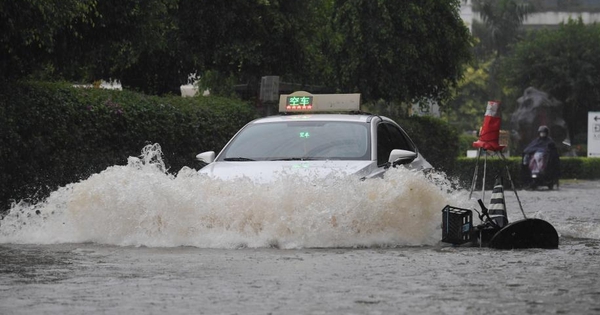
[196,92,431,182]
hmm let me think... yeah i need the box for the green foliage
[3,0,473,105]
[472,0,534,58]
[559,157,600,179]
[452,156,521,190]
[499,18,600,140]
[395,115,460,173]
[445,60,493,132]
[458,133,479,157]
[0,81,258,212]
[197,70,241,99]
[0,0,97,79]
[331,0,472,104]
[451,156,600,190]
[442,0,534,159]
[53,0,183,94]
[448,3,528,134]
[175,0,334,97]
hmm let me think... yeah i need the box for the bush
[458,133,478,157]
[0,81,258,212]
[452,156,522,190]
[450,156,600,190]
[396,115,460,173]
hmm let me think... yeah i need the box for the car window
[377,124,393,166]
[218,121,370,161]
[377,122,415,166]
[386,123,414,152]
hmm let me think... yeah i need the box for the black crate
[442,205,473,244]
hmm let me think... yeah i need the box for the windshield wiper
[270,157,318,161]
[223,157,255,161]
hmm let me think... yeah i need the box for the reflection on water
[0,145,470,248]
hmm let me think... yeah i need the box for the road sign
[588,112,600,157]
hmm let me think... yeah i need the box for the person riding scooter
[521,125,560,190]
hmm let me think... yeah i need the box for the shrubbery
[451,156,600,190]
[0,81,258,211]
[396,115,460,173]
[458,133,478,157]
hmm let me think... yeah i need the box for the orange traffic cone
[473,100,505,151]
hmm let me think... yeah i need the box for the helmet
[538,125,549,133]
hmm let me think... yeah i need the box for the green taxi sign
[279,91,360,113]
[286,95,313,109]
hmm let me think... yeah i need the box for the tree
[472,0,534,58]
[190,0,335,97]
[445,60,494,132]
[3,0,474,103]
[330,0,472,105]
[449,0,534,125]
[500,18,600,141]
[0,0,97,79]
[50,0,183,95]
[63,0,333,95]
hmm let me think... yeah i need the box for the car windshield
[218,121,370,161]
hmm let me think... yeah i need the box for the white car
[197,92,431,182]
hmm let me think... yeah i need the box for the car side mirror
[196,151,216,163]
[388,149,417,167]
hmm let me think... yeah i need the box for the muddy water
[1,147,599,314]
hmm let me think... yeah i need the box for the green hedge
[0,81,258,211]
[450,156,600,190]
[396,115,460,173]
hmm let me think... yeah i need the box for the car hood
[198,160,376,182]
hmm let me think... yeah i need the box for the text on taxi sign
[286,96,313,110]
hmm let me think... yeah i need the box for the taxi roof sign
[279,91,360,113]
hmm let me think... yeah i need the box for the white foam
[0,144,472,248]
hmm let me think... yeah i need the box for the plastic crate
[442,205,473,244]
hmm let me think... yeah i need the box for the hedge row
[450,156,600,190]
[0,81,258,211]
[395,115,460,173]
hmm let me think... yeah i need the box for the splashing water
[0,144,470,249]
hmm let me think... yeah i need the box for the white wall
[460,1,600,29]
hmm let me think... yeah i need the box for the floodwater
[1,146,599,314]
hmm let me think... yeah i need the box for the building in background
[461,0,600,31]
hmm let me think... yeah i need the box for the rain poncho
[522,136,560,179]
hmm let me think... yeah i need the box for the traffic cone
[473,100,505,151]
[488,176,509,228]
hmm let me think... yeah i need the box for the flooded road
[1,150,599,314]
[1,234,599,314]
